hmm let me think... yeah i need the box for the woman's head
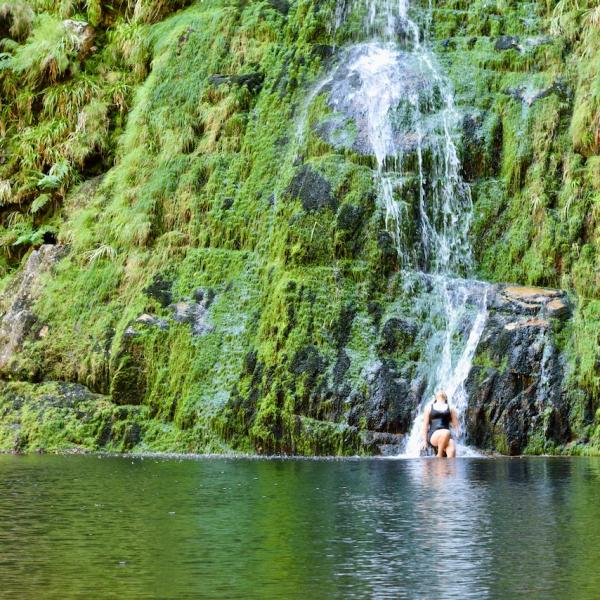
[435,390,448,404]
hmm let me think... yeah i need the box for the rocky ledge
[465,284,572,455]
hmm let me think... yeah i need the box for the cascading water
[300,0,490,455]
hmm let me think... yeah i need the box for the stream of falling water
[301,0,490,455]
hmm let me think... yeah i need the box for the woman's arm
[421,406,431,449]
[451,408,460,438]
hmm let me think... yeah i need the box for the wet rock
[376,230,398,273]
[110,331,147,407]
[379,317,417,353]
[332,350,350,386]
[465,283,571,454]
[291,345,326,379]
[209,72,264,93]
[135,313,169,330]
[546,298,570,319]
[363,360,416,433]
[313,114,360,153]
[63,20,96,59]
[495,35,519,51]
[488,284,567,316]
[315,44,432,158]
[0,245,67,374]
[360,431,404,456]
[193,287,215,308]
[312,44,334,60]
[168,293,214,336]
[505,80,570,107]
[286,164,337,212]
[461,111,487,179]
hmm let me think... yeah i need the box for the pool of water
[1,455,599,599]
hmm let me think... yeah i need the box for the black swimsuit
[428,402,451,446]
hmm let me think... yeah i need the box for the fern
[37,161,71,190]
[30,193,52,214]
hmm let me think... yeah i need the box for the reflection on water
[0,456,599,599]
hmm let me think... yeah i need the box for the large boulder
[286,165,337,212]
[465,284,571,454]
[0,244,67,374]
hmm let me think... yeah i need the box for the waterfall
[304,0,490,455]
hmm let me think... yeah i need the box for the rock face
[1,0,598,457]
[465,285,571,455]
[0,245,67,374]
[286,164,337,212]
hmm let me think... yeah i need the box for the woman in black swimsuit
[420,390,460,457]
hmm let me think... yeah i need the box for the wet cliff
[0,0,599,455]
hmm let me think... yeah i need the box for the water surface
[1,455,599,599]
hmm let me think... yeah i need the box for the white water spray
[300,0,490,455]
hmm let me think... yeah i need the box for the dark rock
[313,114,360,153]
[286,164,337,212]
[379,317,417,353]
[267,0,289,15]
[143,275,173,307]
[465,283,571,454]
[505,79,570,107]
[122,422,142,449]
[0,244,67,374]
[168,297,214,336]
[495,35,519,51]
[291,345,326,379]
[377,230,396,256]
[336,204,364,233]
[209,72,264,93]
[545,298,570,319]
[333,350,350,386]
[243,349,258,375]
[376,230,398,273]
[355,360,417,433]
[222,197,234,210]
[332,302,355,348]
[192,287,215,308]
[360,430,404,455]
[178,25,194,44]
[312,44,334,60]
